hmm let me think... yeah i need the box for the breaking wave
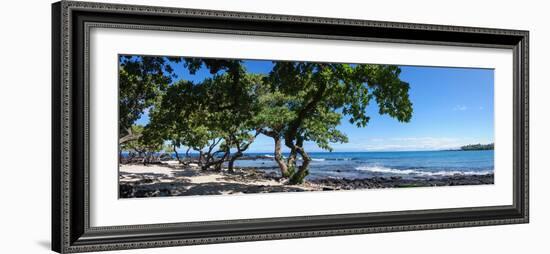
[356,165,493,176]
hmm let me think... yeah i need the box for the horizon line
[122,148,494,154]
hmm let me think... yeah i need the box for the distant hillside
[460,143,494,151]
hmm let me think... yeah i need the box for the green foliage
[289,166,308,185]
[260,62,413,183]
[118,57,414,180]
[143,59,265,170]
[283,165,295,178]
[265,62,412,138]
[120,125,163,155]
[118,56,172,139]
[460,143,494,151]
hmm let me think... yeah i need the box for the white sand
[120,164,177,177]
[163,160,181,165]
[120,163,320,194]
[186,174,224,184]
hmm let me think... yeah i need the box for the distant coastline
[440,143,494,152]
[460,143,494,151]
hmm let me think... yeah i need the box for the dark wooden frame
[52,1,529,253]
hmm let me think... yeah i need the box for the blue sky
[135,59,494,153]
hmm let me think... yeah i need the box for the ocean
[233,150,494,180]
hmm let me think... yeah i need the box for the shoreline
[122,149,494,161]
[119,162,494,198]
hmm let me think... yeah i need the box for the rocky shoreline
[119,163,494,198]
[310,174,494,190]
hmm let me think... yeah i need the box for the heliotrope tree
[145,58,265,172]
[118,56,173,144]
[260,62,413,184]
[119,56,413,184]
[176,58,267,172]
[120,125,165,164]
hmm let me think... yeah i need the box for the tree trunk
[173,145,182,164]
[198,151,205,170]
[185,147,191,160]
[204,151,228,171]
[273,137,290,177]
[227,132,259,173]
[213,160,223,171]
[227,153,240,173]
[119,128,142,144]
[286,148,297,173]
[289,146,311,184]
[288,136,310,184]
[281,77,327,182]
[259,129,291,178]
[216,150,229,171]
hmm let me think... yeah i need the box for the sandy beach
[119,161,322,198]
[119,161,494,198]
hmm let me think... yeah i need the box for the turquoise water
[233,150,494,180]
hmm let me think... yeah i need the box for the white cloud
[452,105,468,111]
[355,137,487,151]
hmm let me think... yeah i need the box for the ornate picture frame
[52,1,528,253]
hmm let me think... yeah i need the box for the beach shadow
[119,172,168,178]
[183,182,305,196]
[171,170,203,177]
[120,180,308,198]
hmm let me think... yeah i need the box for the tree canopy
[119,56,413,184]
[118,56,173,144]
[258,62,412,183]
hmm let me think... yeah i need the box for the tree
[120,125,165,164]
[174,58,270,172]
[253,86,295,176]
[260,62,413,184]
[146,79,215,168]
[200,73,265,172]
[118,56,173,144]
[119,56,413,183]
[146,70,264,172]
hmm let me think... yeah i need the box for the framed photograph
[52,1,529,253]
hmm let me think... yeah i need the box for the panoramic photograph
[118,55,494,198]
